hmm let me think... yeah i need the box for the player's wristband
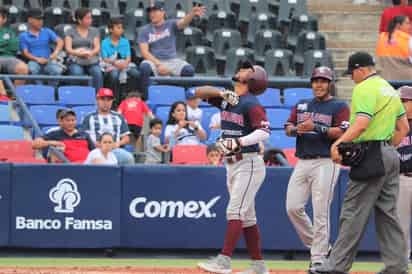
[187,88,196,98]
[314,124,329,136]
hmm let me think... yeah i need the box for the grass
[0,258,385,271]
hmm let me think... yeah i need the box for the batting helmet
[242,64,268,95]
[311,66,333,82]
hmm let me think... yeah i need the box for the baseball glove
[221,89,239,106]
[337,142,366,166]
[216,138,241,156]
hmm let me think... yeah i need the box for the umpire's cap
[311,66,333,82]
[239,61,268,95]
[343,51,375,75]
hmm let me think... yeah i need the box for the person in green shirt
[311,52,410,274]
[0,7,28,97]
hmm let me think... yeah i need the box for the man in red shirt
[379,0,412,32]
[32,109,95,163]
[117,91,154,148]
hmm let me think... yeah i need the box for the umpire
[311,52,410,274]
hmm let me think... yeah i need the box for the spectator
[117,91,154,149]
[32,109,95,163]
[164,101,207,146]
[101,17,140,102]
[19,8,63,86]
[0,7,28,97]
[209,112,221,129]
[206,144,221,166]
[376,15,412,80]
[186,91,202,122]
[137,1,205,99]
[65,8,103,91]
[379,0,412,33]
[84,132,117,165]
[263,148,288,166]
[145,118,169,164]
[81,88,135,165]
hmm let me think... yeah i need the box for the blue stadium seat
[257,88,282,108]
[205,129,222,145]
[72,106,96,125]
[283,88,313,107]
[58,86,96,106]
[266,108,290,129]
[0,125,25,140]
[29,105,62,126]
[148,85,186,107]
[268,130,296,149]
[155,106,171,126]
[0,105,12,124]
[201,107,219,135]
[16,85,56,105]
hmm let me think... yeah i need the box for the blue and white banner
[10,165,121,248]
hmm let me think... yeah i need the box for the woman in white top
[84,132,118,165]
[164,101,207,146]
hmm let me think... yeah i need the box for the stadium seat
[266,108,290,129]
[124,8,147,42]
[54,24,73,39]
[172,145,208,165]
[283,148,298,166]
[0,140,34,160]
[89,6,105,28]
[302,50,334,77]
[0,105,12,124]
[155,106,171,126]
[16,85,56,105]
[205,129,221,145]
[0,125,25,140]
[254,30,283,64]
[212,29,242,62]
[44,2,72,27]
[224,47,255,77]
[10,22,28,35]
[58,86,96,106]
[293,31,326,66]
[287,13,318,49]
[164,0,192,19]
[201,107,219,135]
[203,0,231,16]
[125,0,150,11]
[72,105,96,125]
[29,105,62,126]
[206,11,237,43]
[7,5,26,25]
[264,49,294,77]
[247,13,277,46]
[148,85,186,107]
[257,88,282,108]
[176,27,203,57]
[239,0,270,23]
[268,130,296,149]
[283,88,313,107]
[185,46,217,76]
[278,0,307,24]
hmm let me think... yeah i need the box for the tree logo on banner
[49,178,81,213]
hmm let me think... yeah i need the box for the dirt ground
[0,267,376,274]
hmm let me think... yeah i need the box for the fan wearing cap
[81,88,135,165]
[396,85,412,264]
[32,109,95,163]
[283,66,349,271]
[311,52,410,274]
[137,0,205,99]
[193,62,270,274]
[19,8,64,86]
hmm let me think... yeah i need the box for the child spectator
[84,132,117,165]
[186,91,203,122]
[117,91,154,149]
[206,144,221,166]
[164,101,207,146]
[145,118,169,164]
[101,17,140,102]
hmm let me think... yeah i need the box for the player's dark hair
[150,118,163,129]
[166,101,188,125]
[108,17,123,29]
[126,91,142,99]
[98,132,114,142]
[0,7,8,19]
[393,0,401,5]
[387,16,407,43]
[74,8,91,25]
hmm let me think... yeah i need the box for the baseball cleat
[198,254,232,274]
[235,260,269,274]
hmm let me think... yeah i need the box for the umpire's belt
[225,152,258,165]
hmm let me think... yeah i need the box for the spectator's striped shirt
[81,111,130,144]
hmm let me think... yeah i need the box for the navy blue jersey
[287,98,350,158]
[208,93,270,153]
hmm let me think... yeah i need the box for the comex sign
[16,178,112,231]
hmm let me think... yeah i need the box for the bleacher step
[314,12,381,32]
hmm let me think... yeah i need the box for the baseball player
[284,67,350,270]
[192,61,270,274]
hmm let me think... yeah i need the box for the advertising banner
[0,164,11,246]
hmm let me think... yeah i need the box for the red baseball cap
[96,88,114,98]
